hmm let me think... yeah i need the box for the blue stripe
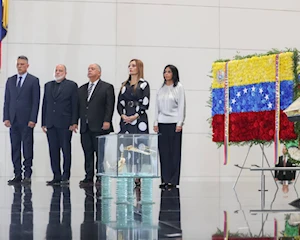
[212,80,293,116]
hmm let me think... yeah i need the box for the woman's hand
[175,126,182,132]
[153,126,159,133]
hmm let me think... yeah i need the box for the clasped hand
[122,114,138,124]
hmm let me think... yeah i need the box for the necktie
[17,76,22,92]
[284,156,287,167]
[87,83,94,101]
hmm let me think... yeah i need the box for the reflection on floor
[2,176,300,239]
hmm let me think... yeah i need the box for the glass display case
[96,134,159,178]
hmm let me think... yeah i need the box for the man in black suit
[3,56,40,185]
[42,64,78,185]
[275,145,296,193]
[78,64,115,186]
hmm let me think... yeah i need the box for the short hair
[17,55,28,62]
[57,64,67,72]
[95,64,101,72]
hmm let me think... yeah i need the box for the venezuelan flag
[211,53,297,143]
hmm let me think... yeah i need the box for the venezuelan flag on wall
[211,52,297,143]
[1,0,8,68]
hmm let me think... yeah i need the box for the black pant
[46,127,72,180]
[158,123,182,186]
[80,126,106,180]
[10,120,34,178]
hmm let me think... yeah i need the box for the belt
[127,101,139,107]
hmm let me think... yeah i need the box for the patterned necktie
[17,76,22,92]
[87,83,94,101]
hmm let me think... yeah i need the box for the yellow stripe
[2,0,8,29]
[212,52,294,89]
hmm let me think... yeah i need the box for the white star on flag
[231,98,236,104]
[251,86,256,92]
[268,102,272,109]
[264,94,269,100]
[259,88,263,94]
[236,92,241,98]
[243,88,248,94]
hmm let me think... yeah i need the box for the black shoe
[21,178,31,185]
[46,179,61,186]
[159,183,166,188]
[95,177,101,186]
[61,180,70,185]
[8,176,22,185]
[79,178,93,186]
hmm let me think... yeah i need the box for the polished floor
[1,176,300,239]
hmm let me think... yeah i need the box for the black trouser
[158,123,182,186]
[80,126,106,180]
[10,119,34,178]
[46,127,72,181]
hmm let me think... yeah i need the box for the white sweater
[154,82,186,127]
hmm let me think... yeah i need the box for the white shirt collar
[89,79,100,86]
[17,72,28,79]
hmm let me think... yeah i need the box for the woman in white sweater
[154,65,186,188]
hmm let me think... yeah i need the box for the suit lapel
[89,80,102,103]
[52,79,66,99]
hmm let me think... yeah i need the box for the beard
[54,74,65,82]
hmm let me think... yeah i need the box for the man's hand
[175,126,182,132]
[42,126,47,133]
[153,126,159,133]
[69,124,78,133]
[4,120,11,128]
[28,121,36,128]
[102,122,110,130]
[275,178,278,181]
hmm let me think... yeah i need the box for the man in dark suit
[42,64,78,185]
[3,56,40,185]
[78,64,115,186]
[275,145,296,193]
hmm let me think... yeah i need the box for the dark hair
[18,55,28,62]
[163,65,179,87]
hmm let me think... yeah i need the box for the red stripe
[212,111,296,142]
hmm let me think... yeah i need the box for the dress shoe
[79,178,93,186]
[21,178,31,185]
[7,176,22,185]
[46,179,61,186]
[95,177,101,186]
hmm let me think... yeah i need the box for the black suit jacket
[275,155,296,181]
[42,79,78,129]
[78,79,115,134]
[3,73,40,124]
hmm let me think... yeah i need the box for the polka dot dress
[117,78,150,134]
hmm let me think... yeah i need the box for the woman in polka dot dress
[117,59,150,186]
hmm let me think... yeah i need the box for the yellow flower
[212,52,294,89]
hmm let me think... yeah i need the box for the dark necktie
[87,83,94,101]
[17,76,22,93]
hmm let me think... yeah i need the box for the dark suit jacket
[42,79,78,129]
[275,155,296,181]
[3,73,40,124]
[78,79,115,134]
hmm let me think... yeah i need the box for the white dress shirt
[87,79,99,102]
[17,72,28,87]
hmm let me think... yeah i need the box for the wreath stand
[232,143,279,208]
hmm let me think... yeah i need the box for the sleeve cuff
[176,121,183,127]
[154,121,158,126]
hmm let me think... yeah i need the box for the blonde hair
[120,59,144,92]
